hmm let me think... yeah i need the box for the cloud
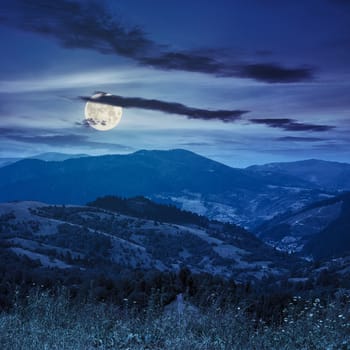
[0,127,19,136]
[179,142,213,147]
[140,51,223,75]
[76,118,99,128]
[1,127,130,150]
[0,0,314,83]
[141,53,314,83]
[238,64,314,83]
[1,0,153,57]
[80,93,248,122]
[276,136,326,142]
[249,118,334,132]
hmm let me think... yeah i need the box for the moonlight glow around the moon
[85,93,123,131]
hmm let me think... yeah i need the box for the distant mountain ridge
[247,159,350,191]
[0,157,21,168]
[0,152,90,168]
[0,150,329,227]
[0,149,331,228]
[29,152,90,162]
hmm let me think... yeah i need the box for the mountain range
[0,149,337,228]
[0,152,90,168]
[1,148,349,261]
[248,159,350,191]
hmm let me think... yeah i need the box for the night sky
[0,0,349,167]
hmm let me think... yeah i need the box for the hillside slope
[256,192,350,259]
[0,199,295,282]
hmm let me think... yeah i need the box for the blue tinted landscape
[0,1,349,349]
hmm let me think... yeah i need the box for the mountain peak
[132,148,200,157]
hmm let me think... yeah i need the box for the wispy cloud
[141,53,314,83]
[276,136,326,142]
[80,93,248,122]
[1,126,130,150]
[249,118,334,132]
[0,0,315,83]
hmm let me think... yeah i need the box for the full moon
[84,93,123,131]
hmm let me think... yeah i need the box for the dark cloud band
[238,64,313,83]
[1,0,314,83]
[141,53,314,83]
[80,93,248,122]
[250,118,334,132]
[276,136,326,142]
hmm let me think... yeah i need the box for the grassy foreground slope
[0,290,349,350]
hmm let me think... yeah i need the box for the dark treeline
[88,195,211,227]
[0,245,343,326]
